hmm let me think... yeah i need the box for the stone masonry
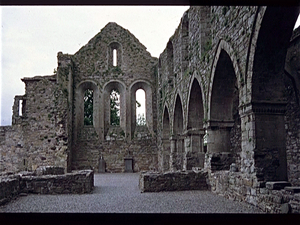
[0,167,94,206]
[0,6,300,213]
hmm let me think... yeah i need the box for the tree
[136,113,146,126]
[84,89,93,125]
[136,100,146,126]
[110,89,120,125]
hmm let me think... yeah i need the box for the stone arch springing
[108,42,123,68]
[248,7,300,182]
[162,105,171,171]
[207,48,240,171]
[103,81,126,137]
[130,80,153,137]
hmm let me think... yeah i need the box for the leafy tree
[136,113,146,126]
[84,89,93,125]
[136,100,146,126]
[110,89,120,125]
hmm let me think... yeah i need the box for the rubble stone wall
[139,170,209,192]
[0,169,94,206]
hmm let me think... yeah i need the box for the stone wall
[72,125,158,172]
[0,172,20,205]
[208,171,300,213]
[155,6,300,213]
[0,75,70,173]
[0,168,94,206]
[139,170,209,192]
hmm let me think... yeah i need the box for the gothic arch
[103,80,126,137]
[207,39,242,122]
[186,76,206,169]
[246,7,300,182]
[74,80,100,142]
[172,92,184,134]
[162,105,171,138]
[206,46,240,172]
[129,80,153,136]
[246,6,300,102]
[162,105,171,171]
[172,94,184,171]
[187,77,204,130]
[209,48,239,124]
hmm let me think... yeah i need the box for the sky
[0,6,189,125]
[0,6,300,126]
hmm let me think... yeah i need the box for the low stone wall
[139,170,209,192]
[0,173,20,205]
[0,168,94,206]
[210,171,300,213]
[20,170,94,195]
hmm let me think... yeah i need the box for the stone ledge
[284,186,300,194]
[139,170,209,192]
[266,181,291,190]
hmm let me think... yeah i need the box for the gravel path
[0,173,263,213]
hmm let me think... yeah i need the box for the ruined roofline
[21,74,56,83]
[159,8,189,59]
[75,22,157,59]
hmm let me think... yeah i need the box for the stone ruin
[1,6,300,213]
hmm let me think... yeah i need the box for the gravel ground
[0,173,263,213]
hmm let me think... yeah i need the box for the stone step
[266,181,291,190]
[284,186,300,194]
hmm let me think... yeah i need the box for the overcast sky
[0,6,299,126]
[0,6,190,126]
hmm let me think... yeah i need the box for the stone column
[162,138,170,172]
[206,120,234,171]
[184,129,205,170]
[242,102,288,182]
[169,135,177,172]
[176,135,184,171]
[206,121,233,153]
[125,89,131,140]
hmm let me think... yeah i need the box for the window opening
[19,100,23,116]
[136,89,146,126]
[110,89,120,125]
[84,89,93,125]
[113,49,117,67]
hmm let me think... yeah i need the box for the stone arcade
[1,6,300,213]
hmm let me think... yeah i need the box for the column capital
[206,120,234,129]
[239,101,287,117]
